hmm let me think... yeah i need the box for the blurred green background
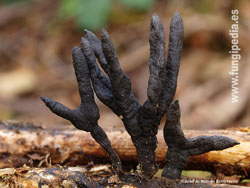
[0,0,249,130]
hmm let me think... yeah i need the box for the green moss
[182,170,212,179]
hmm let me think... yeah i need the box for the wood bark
[0,121,249,176]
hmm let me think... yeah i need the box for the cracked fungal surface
[163,100,239,179]
[80,12,182,178]
[40,46,121,173]
[41,11,239,180]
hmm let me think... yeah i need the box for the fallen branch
[0,121,249,177]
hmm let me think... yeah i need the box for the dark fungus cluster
[41,12,239,180]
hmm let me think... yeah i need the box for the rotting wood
[0,121,249,177]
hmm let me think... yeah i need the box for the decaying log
[0,121,249,177]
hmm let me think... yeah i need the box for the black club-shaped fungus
[41,11,239,180]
